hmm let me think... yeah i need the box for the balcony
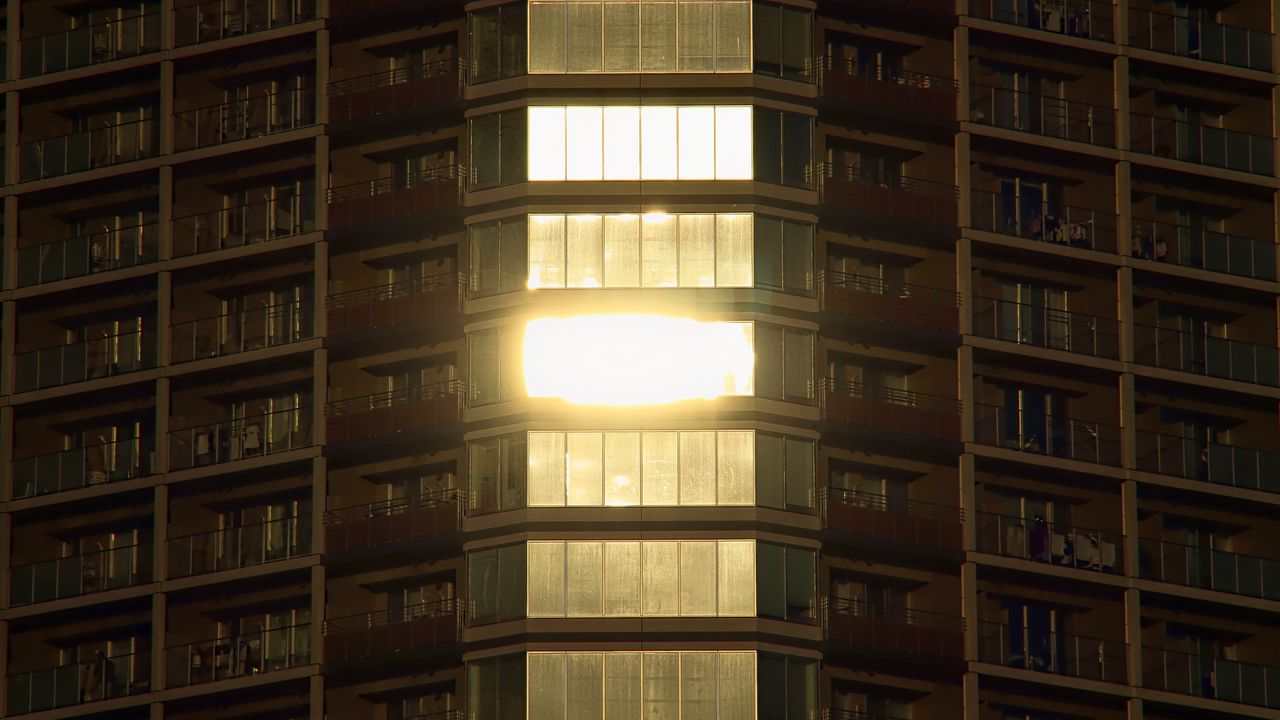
[970,84,1114,147]
[175,0,316,47]
[1129,8,1272,72]
[818,59,956,123]
[327,165,463,234]
[172,194,314,257]
[329,61,461,124]
[979,621,1127,683]
[1131,113,1274,177]
[977,511,1123,574]
[6,650,151,715]
[970,188,1117,254]
[823,487,964,551]
[1139,537,1280,601]
[1132,324,1279,387]
[10,541,152,606]
[166,624,310,688]
[821,271,959,336]
[15,329,155,393]
[972,296,1120,359]
[174,89,316,152]
[820,163,958,228]
[18,222,158,287]
[12,436,155,500]
[823,597,965,661]
[323,599,459,663]
[324,490,462,554]
[1143,646,1280,708]
[169,406,313,471]
[821,380,963,441]
[327,274,460,337]
[326,382,461,445]
[1131,218,1276,282]
[171,301,311,363]
[20,13,160,78]
[167,517,311,579]
[968,0,1114,41]
[1135,430,1280,494]
[19,117,158,182]
[974,404,1123,466]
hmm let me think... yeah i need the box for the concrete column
[309,672,325,720]
[315,134,330,231]
[1117,266,1134,363]
[955,134,972,230]
[1114,0,1129,45]
[959,453,977,552]
[311,456,327,556]
[313,240,328,339]
[160,61,175,156]
[1113,57,1130,153]
[1126,698,1144,720]
[160,0,176,50]
[151,702,165,720]
[312,348,327,447]
[1123,588,1142,688]
[961,561,980,661]
[1121,477,1139,578]
[157,271,172,367]
[1115,161,1131,259]
[151,592,167,691]
[6,0,18,80]
[958,345,975,444]
[316,29,330,126]
[154,483,169,582]
[155,377,171,473]
[159,165,174,260]
[310,563,326,665]
[953,27,970,122]
[1119,372,1136,469]
[957,237,973,335]
[962,671,980,720]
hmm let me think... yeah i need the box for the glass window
[604,541,642,615]
[529,2,567,72]
[784,437,814,508]
[756,541,784,618]
[718,540,756,616]
[782,112,812,187]
[755,216,783,290]
[528,432,567,505]
[678,214,716,287]
[500,110,528,185]
[678,2,715,72]
[640,106,679,179]
[717,430,754,505]
[785,545,816,620]
[784,329,814,401]
[681,652,718,720]
[640,2,677,72]
[642,213,679,287]
[567,652,604,720]
[753,108,781,186]
[471,110,527,188]
[566,1,603,72]
[642,431,679,505]
[781,220,813,294]
[717,2,751,71]
[566,432,604,505]
[469,329,500,405]
[528,652,567,717]
[529,214,567,288]
[716,106,754,180]
[604,107,641,180]
[527,541,566,616]
[567,541,604,617]
[469,548,499,622]
[755,323,784,400]
[604,432,642,506]
[529,107,568,181]
[716,213,753,287]
[753,2,811,80]
[604,3,641,72]
[679,541,717,615]
[470,4,528,82]
[642,541,679,615]
[498,544,526,620]
[567,107,605,180]
[644,653,680,718]
[603,214,641,286]
[721,652,758,719]
[566,215,604,287]
[679,431,716,505]
[604,653,642,720]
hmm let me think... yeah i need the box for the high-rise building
[0,0,1277,718]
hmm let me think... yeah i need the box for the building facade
[0,0,1278,719]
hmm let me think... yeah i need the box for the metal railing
[1130,217,1276,281]
[1139,537,1280,601]
[970,187,1117,253]
[820,163,959,226]
[18,222,158,287]
[1129,8,1272,71]
[823,597,965,659]
[168,406,312,470]
[822,487,965,550]
[172,193,313,256]
[327,164,463,229]
[972,296,1120,359]
[174,89,315,151]
[976,511,1122,573]
[12,436,154,500]
[10,541,152,606]
[168,516,311,578]
[820,271,959,335]
[20,12,160,77]
[1131,324,1278,387]
[821,379,963,440]
[979,621,1127,683]
[974,404,1122,466]
[6,650,151,715]
[817,57,957,119]
[15,328,154,392]
[1131,113,1274,177]
[171,301,311,363]
[175,0,316,46]
[821,379,963,415]
[970,83,1114,146]
[323,598,460,661]
[324,489,462,551]
[822,712,911,720]
[328,60,461,122]
[325,381,461,444]
[1135,430,1280,494]
[19,117,158,182]
[166,623,310,687]
[968,0,1114,39]
[1143,646,1280,708]
[327,273,460,334]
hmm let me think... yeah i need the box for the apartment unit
[0,0,1277,719]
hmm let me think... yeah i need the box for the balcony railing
[1132,324,1279,387]
[970,83,1114,147]
[1139,537,1280,601]
[819,163,958,228]
[323,599,459,663]
[19,117,158,182]
[6,650,151,716]
[1131,113,1274,177]
[823,597,965,660]
[817,58,957,121]
[12,436,155,500]
[15,329,155,393]
[324,489,462,553]
[1129,8,1272,72]
[1135,430,1280,494]
[972,296,1120,359]
[1130,218,1276,281]
[18,222,158,287]
[175,0,316,46]
[172,193,314,257]
[974,404,1123,466]
[970,187,1117,253]
[326,381,462,445]
[822,486,965,550]
[171,301,311,363]
[979,621,1127,683]
[1144,646,1280,708]
[820,271,959,335]
[821,379,963,440]
[327,274,460,336]
[968,0,1114,40]
[10,541,152,606]
[168,516,311,578]
[329,60,461,123]
[976,511,1122,573]
[169,406,312,471]
[822,712,911,720]
[327,165,463,231]
[20,13,160,77]
[174,89,316,151]
[166,623,310,688]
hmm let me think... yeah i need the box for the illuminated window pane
[715,213,753,287]
[677,106,716,179]
[677,214,715,287]
[643,653,680,719]
[716,1,751,71]
[603,3,640,71]
[567,215,604,288]
[603,214,641,286]
[641,431,678,505]
[718,652,757,720]
[678,431,716,505]
[566,2,603,72]
[528,432,566,506]
[566,107,604,180]
[716,430,754,505]
[640,214,677,287]
[640,107,678,179]
[715,106,753,179]
[529,2,567,73]
[529,107,567,180]
[680,653,717,720]
[527,541,566,616]
[604,653,642,720]
[679,541,717,615]
[677,1,714,72]
[529,214,566,288]
[604,432,642,506]
[640,1,676,72]
[603,107,641,180]
[642,541,678,615]
[566,432,604,505]
[567,653,604,720]
[726,321,755,395]
[566,542,604,617]
[528,652,567,716]
[604,541,642,616]
[717,540,755,616]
